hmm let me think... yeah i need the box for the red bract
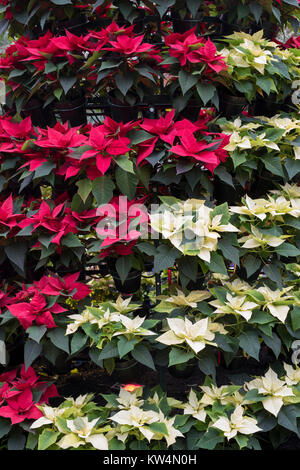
[35,121,87,149]
[18,201,78,245]
[188,38,227,73]
[170,130,220,172]
[8,291,66,330]
[38,272,90,300]
[80,125,130,175]
[0,365,58,425]
[0,116,34,140]
[0,195,24,233]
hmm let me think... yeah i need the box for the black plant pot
[21,98,56,128]
[252,95,290,117]
[219,90,248,119]
[56,95,87,127]
[169,359,197,379]
[108,96,139,123]
[213,176,244,205]
[110,268,142,294]
[112,359,141,382]
[177,99,201,121]
[56,15,88,36]
[172,17,204,35]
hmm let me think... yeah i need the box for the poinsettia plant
[0,0,94,37]
[86,24,162,107]
[162,28,227,111]
[217,30,300,104]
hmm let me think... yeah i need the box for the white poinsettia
[257,285,294,323]
[283,363,300,386]
[160,289,211,308]
[110,296,140,314]
[251,132,280,151]
[112,315,155,338]
[200,384,235,406]
[209,293,258,321]
[245,368,294,417]
[266,195,300,219]
[183,389,207,422]
[238,226,286,249]
[30,405,67,429]
[66,309,97,335]
[223,278,251,294]
[115,388,144,410]
[153,412,184,447]
[156,317,216,354]
[150,199,238,263]
[110,406,160,442]
[230,195,269,221]
[57,417,109,450]
[211,405,261,440]
[271,183,300,201]
[224,131,252,152]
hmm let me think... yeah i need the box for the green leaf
[0,417,11,439]
[76,179,92,203]
[115,72,134,96]
[132,343,156,371]
[277,405,300,437]
[4,241,27,275]
[153,245,180,273]
[115,155,134,174]
[47,328,70,354]
[239,329,260,361]
[27,325,47,344]
[261,332,281,359]
[38,429,60,450]
[179,70,198,95]
[244,255,261,278]
[115,256,132,285]
[148,422,169,435]
[34,161,56,179]
[249,2,263,22]
[197,428,223,450]
[256,76,273,95]
[260,155,284,178]
[169,348,194,366]
[71,331,87,355]
[196,83,215,105]
[59,76,77,96]
[209,252,228,276]
[92,176,115,206]
[24,340,42,371]
[291,307,300,332]
[285,159,300,179]
[276,243,300,258]
[117,336,138,359]
[98,342,118,360]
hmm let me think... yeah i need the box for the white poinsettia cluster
[209,282,296,323]
[156,316,227,354]
[244,366,300,417]
[150,198,239,263]
[218,113,300,161]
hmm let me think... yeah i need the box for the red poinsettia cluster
[0,113,230,182]
[164,28,227,72]
[5,272,90,330]
[0,365,58,425]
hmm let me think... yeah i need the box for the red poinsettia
[35,121,87,149]
[0,195,24,234]
[8,291,66,330]
[80,125,130,175]
[37,272,90,301]
[169,130,220,172]
[0,365,58,425]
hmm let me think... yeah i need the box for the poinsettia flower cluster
[0,365,58,425]
[0,113,230,185]
[5,272,90,330]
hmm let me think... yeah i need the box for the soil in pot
[56,95,87,127]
